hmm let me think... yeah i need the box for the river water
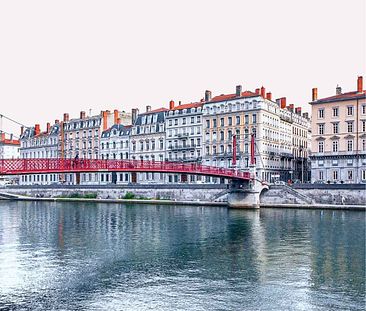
[0,201,364,311]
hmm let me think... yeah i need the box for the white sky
[0,0,365,135]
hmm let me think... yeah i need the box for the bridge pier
[227,179,260,209]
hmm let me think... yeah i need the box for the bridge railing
[0,159,252,180]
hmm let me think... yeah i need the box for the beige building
[310,76,366,183]
[202,85,311,183]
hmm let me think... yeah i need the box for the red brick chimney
[169,100,175,110]
[46,122,51,133]
[113,109,119,124]
[312,88,318,101]
[295,107,302,115]
[35,124,41,135]
[63,113,69,122]
[260,86,265,98]
[358,76,363,93]
[266,92,272,101]
[102,111,108,131]
[0,132,5,141]
[280,97,287,109]
[288,104,294,112]
[255,88,260,95]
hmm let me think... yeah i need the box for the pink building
[310,76,366,183]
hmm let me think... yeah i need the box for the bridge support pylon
[227,179,261,209]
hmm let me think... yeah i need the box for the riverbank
[1,196,364,211]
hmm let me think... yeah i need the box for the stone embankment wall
[261,184,365,205]
[3,184,228,202]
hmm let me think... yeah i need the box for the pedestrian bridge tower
[227,134,268,208]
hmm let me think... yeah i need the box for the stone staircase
[260,185,314,205]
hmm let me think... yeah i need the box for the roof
[0,139,20,146]
[138,107,168,116]
[311,90,366,104]
[209,91,258,103]
[170,102,203,111]
[101,124,132,138]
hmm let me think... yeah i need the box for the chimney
[102,111,108,131]
[21,126,24,136]
[46,122,51,133]
[312,88,318,101]
[55,119,59,124]
[35,124,41,135]
[295,107,302,115]
[288,104,294,112]
[169,100,175,109]
[117,118,121,125]
[63,113,69,122]
[179,101,182,106]
[114,109,119,124]
[146,105,151,113]
[336,85,342,95]
[205,90,212,102]
[260,86,265,98]
[357,76,363,93]
[236,85,242,97]
[302,112,309,119]
[280,97,287,109]
[275,98,281,106]
[0,132,5,141]
[255,88,260,95]
[132,108,137,125]
[80,111,86,119]
[10,134,13,141]
[266,92,272,101]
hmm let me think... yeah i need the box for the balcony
[168,144,196,151]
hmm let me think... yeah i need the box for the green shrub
[123,192,135,199]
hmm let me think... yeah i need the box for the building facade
[19,122,61,185]
[202,85,311,183]
[165,100,203,183]
[100,124,132,184]
[0,133,20,159]
[310,76,366,183]
[130,106,167,183]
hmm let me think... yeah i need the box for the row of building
[1,76,365,185]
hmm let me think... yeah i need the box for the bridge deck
[0,159,251,181]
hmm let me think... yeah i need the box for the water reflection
[0,202,364,311]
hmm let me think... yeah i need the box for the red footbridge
[0,159,252,181]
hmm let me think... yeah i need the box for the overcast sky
[0,0,365,135]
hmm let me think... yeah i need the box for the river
[0,201,364,310]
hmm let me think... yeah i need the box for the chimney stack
[114,109,119,124]
[63,113,69,122]
[10,134,13,141]
[260,86,265,98]
[132,108,138,125]
[179,101,182,106]
[357,76,363,93]
[288,104,294,112]
[302,112,309,119]
[0,132,5,141]
[336,85,342,95]
[55,119,59,124]
[266,92,272,101]
[21,126,24,136]
[117,118,121,125]
[146,105,151,113]
[46,122,51,133]
[80,111,86,119]
[35,124,41,135]
[205,90,212,102]
[102,111,108,131]
[236,85,242,97]
[312,88,318,101]
[169,100,175,110]
[255,88,260,95]
[280,97,287,109]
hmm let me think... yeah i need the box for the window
[190,117,194,124]
[235,116,240,125]
[245,115,249,124]
[206,120,210,128]
[333,170,338,180]
[318,108,324,119]
[174,119,178,125]
[347,121,353,133]
[220,131,224,140]
[333,123,339,134]
[347,140,353,152]
[182,118,186,125]
[318,124,324,135]
[213,119,217,128]
[220,118,224,126]
[363,139,366,151]
[332,107,339,117]
[252,114,257,124]
[362,120,366,132]
[197,138,201,146]
[168,120,172,126]
[318,141,324,152]
[318,160,324,166]
[228,117,232,126]
[332,140,338,152]
[347,106,354,116]
[319,171,324,180]
[362,170,366,181]
[362,105,366,115]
